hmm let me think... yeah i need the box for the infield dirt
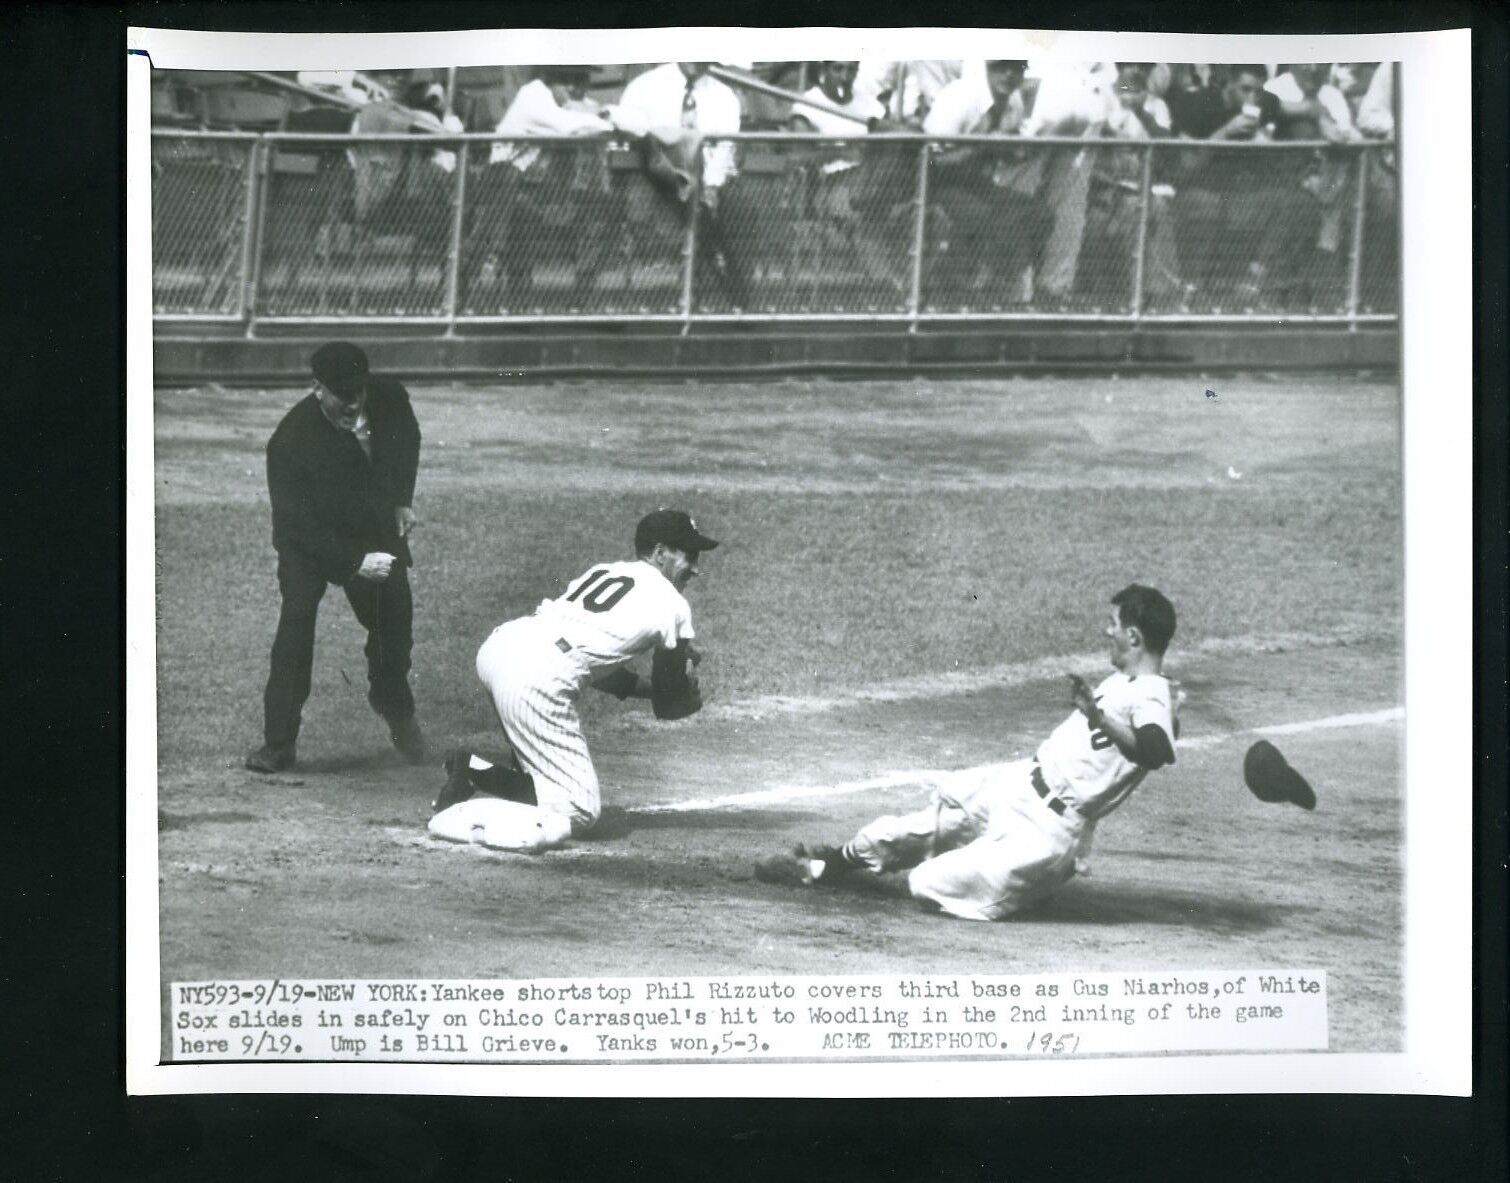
[153,373,1402,1054]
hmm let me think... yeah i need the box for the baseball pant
[262,551,415,749]
[475,620,600,832]
[846,760,1083,921]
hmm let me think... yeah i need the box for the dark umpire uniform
[246,342,427,773]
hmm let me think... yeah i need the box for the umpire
[245,342,427,773]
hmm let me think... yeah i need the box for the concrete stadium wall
[154,325,1398,385]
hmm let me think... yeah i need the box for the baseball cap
[310,341,370,396]
[635,509,719,555]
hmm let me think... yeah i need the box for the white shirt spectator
[430,110,465,174]
[923,74,1026,136]
[793,84,884,176]
[614,64,743,189]
[489,78,614,171]
[792,84,884,136]
[1104,92,1171,139]
[1022,61,1119,136]
[857,60,962,124]
[297,70,382,106]
[1265,70,1357,138]
[1355,63,1394,139]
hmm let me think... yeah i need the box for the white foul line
[640,706,1404,815]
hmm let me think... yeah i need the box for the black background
[3,1,1504,1177]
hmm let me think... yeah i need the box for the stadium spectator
[1265,63,1357,142]
[1352,63,1397,310]
[340,81,459,305]
[1331,62,1378,122]
[1164,64,1228,139]
[791,61,885,134]
[1355,61,1394,139]
[1270,65,1365,291]
[1015,60,1122,301]
[1170,64,1322,309]
[614,62,742,200]
[1144,62,1173,101]
[490,66,615,165]
[858,60,962,127]
[788,61,903,295]
[296,70,385,106]
[1105,62,1172,138]
[612,62,753,307]
[403,80,465,173]
[923,59,1054,305]
[1079,63,1183,306]
[465,66,617,311]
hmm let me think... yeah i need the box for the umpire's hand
[355,552,397,582]
[395,506,417,537]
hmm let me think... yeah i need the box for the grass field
[153,371,1403,1054]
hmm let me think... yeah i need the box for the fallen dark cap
[635,509,719,555]
[311,341,370,394]
[1243,740,1317,810]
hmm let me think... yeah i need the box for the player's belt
[1031,764,1073,817]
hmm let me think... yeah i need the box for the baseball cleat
[245,743,296,774]
[754,844,843,887]
[388,715,429,765]
[432,750,476,814]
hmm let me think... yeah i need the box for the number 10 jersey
[530,559,695,687]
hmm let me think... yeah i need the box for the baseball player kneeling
[428,509,717,853]
[757,584,1179,920]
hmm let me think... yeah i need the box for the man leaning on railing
[787,61,905,296]
[1167,64,1322,312]
[613,62,753,309]
[464,66,617,312]
[922,59,1055,307]
[1078,62,1181,308]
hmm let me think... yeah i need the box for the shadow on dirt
[579,807,814,840]
[295,750,409,774]
[736,874,1295,934]
[159,810,258,832]
[1028,884,1297,932]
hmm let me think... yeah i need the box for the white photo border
[125,25,1473,1098]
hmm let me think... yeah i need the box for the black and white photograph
[125,25,1472,1097]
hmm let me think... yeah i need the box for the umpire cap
[635,509,719,555]
[311,341,370,395]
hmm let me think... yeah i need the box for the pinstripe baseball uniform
[474,559,696,832]
[849,672,1177,920]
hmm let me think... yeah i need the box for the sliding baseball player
[757,584,1180,920]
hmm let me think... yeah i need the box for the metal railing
[151,130,1399,332]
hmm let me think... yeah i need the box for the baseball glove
[651,643,704,721]
[1243,740,1317,810]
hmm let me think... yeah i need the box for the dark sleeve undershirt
[1133,723,1176,769]
[594,667,640,700]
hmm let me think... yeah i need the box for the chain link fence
[152,130,1399,328]
[151,133,258,317]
